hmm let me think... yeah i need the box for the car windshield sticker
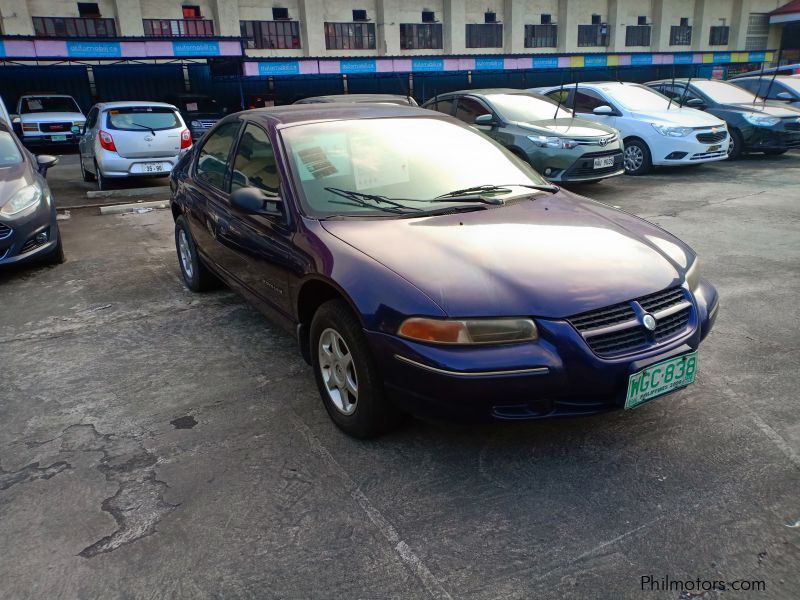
[28,99,43,111]
[293,133,351,181]
[350,133,410,191]
[186,102,198,112]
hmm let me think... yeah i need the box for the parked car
[535,83,729,175]
[295,94,418,106]
[0,121,63,266]
[423,89,624,183]
[646,78,800,158]
[730,64,800,79]
[12,94,85,147]
[729,75,800,108]
[167,93,226,141]
[170,104,719,438]
[77,101,192,190]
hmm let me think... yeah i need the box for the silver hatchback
[76,101,192,190]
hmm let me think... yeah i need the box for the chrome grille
[0,222,11,239]
[696,131,728,144]
[38,122,72,133]
[568,286,693,357]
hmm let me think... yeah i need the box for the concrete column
[112,0,144,37]
[0,0,35,36]
[607,0,623,53]
[443,0,465,55]
[651,0,665,52]
[504,0,524,54]
[557,0,576,53]
[211,0,240,37]
[376,0,400,56]
[729,0,746,50]
[298,0,326,57]
[691,0,706,51]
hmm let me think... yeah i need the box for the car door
[186,120,243,275]
[455,96,507,143]
[80,106,99,168]
[225,121,292,315]
[572,88,625,136]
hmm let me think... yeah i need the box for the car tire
[174,215,221,292]
[44,228,65,265]
[80,156,95,182]
[623,139,652,175]
[727,129,744,160]
[94,161,109,191]
[310,299,401,438]
[764,149,787,155]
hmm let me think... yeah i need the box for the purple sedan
[169,104,719,438]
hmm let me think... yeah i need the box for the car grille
[565,150,624,178]
[38,122,72,133]
[696,130,728,143]
[0,222,12,239]
[20,235,47,254]
[568,286,694,357]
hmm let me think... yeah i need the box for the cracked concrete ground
[1,151,799,599]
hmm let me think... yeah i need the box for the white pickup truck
[13,94,85,147]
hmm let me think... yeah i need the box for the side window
[455,97,491,123]
[427,98,455,115]
[656,85,680,99]
[734,79,758,94]
[195,121,241,191]
[231,124,280,195]
[572,89,606,112]
[547,89,571,105]
[85,107,99,129]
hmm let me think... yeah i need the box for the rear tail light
[98,130,117,152]
[180,128,192,149]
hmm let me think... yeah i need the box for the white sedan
[533,82,729,175]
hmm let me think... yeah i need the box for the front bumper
[368,280,719,422]
[21,133,78,145]
[0,203,59,266]
[742,124,800,151]
[651,130,729,165]
[527,146,625,183]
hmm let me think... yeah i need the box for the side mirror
[776,92,793,100]
[684,98,706,109]
[10,114,19,123]
[230,186,282,217]
[36,154,59,175]
[592,105,615,115]
[474,113,496,126]
[71,125,83,136]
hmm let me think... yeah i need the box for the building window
[272,7,289,20]
[324,22,376,49]
[143,18,215,37]
[32,15,117,37]
[625,25,651,47]
[352,9,368,22]
[465,23,503,48]
[524,24,557,48]
[77,3,100,18]
[182,5,202,19]
[241,20,301,49]
[400,23,443,49]
[745,13,769,50]
[578,23,608,47]
[670,20,692,45]
[709,25,729,46]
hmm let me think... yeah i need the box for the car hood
[720,102,800,117]
[631,107,724,128]
[0,162,36,208]
[320,191,693,319]
[19,112,84,123]
[513,118,616,137]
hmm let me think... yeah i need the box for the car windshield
[487,93,572,121]
[692,80,758,103]
[777,78,800,93]
[21,96,80,114]
[281,118,548,218]
[179,97,218,113]
[0,131,23,166]
[601,84,672,111]
[106,107,182,131]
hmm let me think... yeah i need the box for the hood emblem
[144,135,154,142]
[642,314,657,331]
[599,137,608,146]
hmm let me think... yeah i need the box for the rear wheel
[94,161,109,191]
[310,299,401,438]
[727,128,744,160]
[623,139,652,175]
[80,155,95,182]
[174,215,221,292]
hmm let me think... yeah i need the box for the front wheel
[44,227,65,265]
[727,128,744,160]
[310,299,401,438]
[623,139,652,175]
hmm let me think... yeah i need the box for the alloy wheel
[318,328,358,415]
[624,145,644,173]
[178,229,193,279]
[726,136,735,157]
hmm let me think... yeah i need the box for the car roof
[731,74,797,81]
[20,93,76,98]
[237,103,439,126]
[97,101,178,110]
[646,78,722,84]
[430,88,537,99]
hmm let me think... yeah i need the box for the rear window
[0,131,23,167]
[106,107,182,132]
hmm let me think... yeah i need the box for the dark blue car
[169,104,719,438]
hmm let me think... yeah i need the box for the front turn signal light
[398,317,538,345]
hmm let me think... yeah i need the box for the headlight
[685,258,701,291]
[0,183,44,217]
[527,135,576,149]
[398,317,538,345]
[651,123,693,137]
[191,120,201,127]
[21,123,39,133]
[743,114,780,127]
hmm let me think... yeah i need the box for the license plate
[625,352,698,410]
[51,135,67,142]
[707,144,721,152]
[593,156,615,169]
[139,162,168,173]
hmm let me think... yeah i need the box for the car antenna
[762,49,783,108]
[752,55,766,106]
[553,69,565,119]
[572,70,578,124]
[679,66,695,108]
[667,64,676,110]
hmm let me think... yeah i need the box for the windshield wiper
[324,187,421,212]
[435,183,559,199]
[129,122,157,135]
